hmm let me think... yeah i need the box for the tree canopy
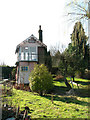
[65,21,88,80]
[57,21,89,80]
[71,21,88,55]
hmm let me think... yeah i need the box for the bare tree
[66,0,90,22]
[50,43,66,56]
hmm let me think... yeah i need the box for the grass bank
[2,77,90,119]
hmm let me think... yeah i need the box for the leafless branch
[66,0,90,20]
[68,12,86,16]
[74,2,87,13]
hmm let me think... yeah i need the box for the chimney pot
[39,25,41,30]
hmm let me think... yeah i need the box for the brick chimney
[38,25,43,42]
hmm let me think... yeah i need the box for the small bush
[29,64,54,96]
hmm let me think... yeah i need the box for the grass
[1,77,90,119]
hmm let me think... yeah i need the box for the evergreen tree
[29,64,53,96]
[71,21,88,56]
[66,21,89,80]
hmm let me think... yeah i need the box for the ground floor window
[21,66,29,72]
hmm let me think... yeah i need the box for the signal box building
[15,26,48,85]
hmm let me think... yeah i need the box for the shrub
[29,64,54,96]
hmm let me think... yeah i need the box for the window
[20,47,37,61]
[21,52,24,60]
[24,47,28,52]
[25,47,28,50]
[21,66,29,72]
[29,47,37,61]
[28,39,35,43]
[30,47,36,53]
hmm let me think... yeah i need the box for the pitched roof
[15,34,47,53]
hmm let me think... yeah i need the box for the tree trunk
[39,91,43,96]
[72,75,75,82]
[64,77,72,90]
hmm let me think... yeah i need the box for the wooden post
[23,110,28,120]
[23,106,30,120]
[4,82,6,93]
[16,105,20,118]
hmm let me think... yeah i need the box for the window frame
[21,66,29,72]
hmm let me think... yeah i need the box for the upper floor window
[29,47,37,61]
[18,46,37,61]
[30,47,36,53]
[28,39,35,43]
[25,47,28,50]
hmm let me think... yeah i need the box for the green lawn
[2,77,90,119]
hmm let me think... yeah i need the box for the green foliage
[58,53,68,76]
[71,21,88,56]
[11,68,16,79]
[29,64,53,95]
[2,66,15,79]
[45,51,52,71]
[64,43,88,80]
[58,22,89,80]
[51,50,61,67]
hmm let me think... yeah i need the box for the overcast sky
[0,0,88,66]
